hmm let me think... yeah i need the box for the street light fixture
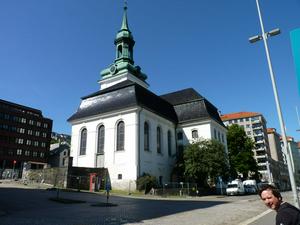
[250,0,300,208]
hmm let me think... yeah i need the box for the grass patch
[49,197,86,204]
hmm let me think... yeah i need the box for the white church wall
[70,108,140,189]
[138,109,176,185]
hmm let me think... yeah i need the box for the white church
[68,5,227,190]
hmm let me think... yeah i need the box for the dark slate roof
[50,144,70,156]
[160,88,204,105]
[160,88,225,127]
[68,81,178,123]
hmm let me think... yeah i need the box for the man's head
[259,184,282,211]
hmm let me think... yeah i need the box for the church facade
[68,6,227,190]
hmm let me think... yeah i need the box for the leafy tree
[183,139,229,187]
[227,124,258,179]
[136,173,158,193]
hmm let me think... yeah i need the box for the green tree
[227,124,258,179]
[183,139,229,187]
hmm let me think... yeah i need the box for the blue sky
[0,0,300,140]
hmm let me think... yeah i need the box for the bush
[136,173,157,193]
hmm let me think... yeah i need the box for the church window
[80,128,87,155]
[117,45,122,58]
[192,130,198,139]
[168,130,172,156]
[144,122,150,151]
[97,125,105,154]
[118,174,122,180]
[157,126,161,154]
[177,132,183,140]
[116,121,125,151]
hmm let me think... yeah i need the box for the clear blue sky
[1,0,300,140]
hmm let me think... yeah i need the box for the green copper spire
[121,3,129,31]
[114,3,134,65]
[99,1,148,89]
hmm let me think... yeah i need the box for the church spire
[121,1,129,31]
[114,2,134,65]
[99,1,148,90]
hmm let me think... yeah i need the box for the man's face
[260,189,281,210]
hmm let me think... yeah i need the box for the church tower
[99,4,148,90]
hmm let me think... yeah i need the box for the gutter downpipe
[136,107,143,179]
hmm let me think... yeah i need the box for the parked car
[243,180,258,194]
[226,179,245,196]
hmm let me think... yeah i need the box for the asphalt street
[0,180,287,225]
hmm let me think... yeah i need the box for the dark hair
[258,184,282,200]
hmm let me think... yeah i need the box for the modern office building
[221,112,272,182]
[0,99,52,178]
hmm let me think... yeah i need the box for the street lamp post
[249,0,300,208]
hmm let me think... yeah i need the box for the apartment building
[0,99,52,178]
[221,112,272,182]
[267,128,289,189]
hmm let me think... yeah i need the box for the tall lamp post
[249,0,300,208]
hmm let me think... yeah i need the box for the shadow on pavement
[0,187,229,225]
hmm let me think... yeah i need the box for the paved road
[0,180,280,225]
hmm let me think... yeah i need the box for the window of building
[25,150,30,156]
[42,132,47,138]
[41,142,46,148]
[15,138,24,144]
[118,174,122,180]
[79,128,87,155]
[214,129,217,139]
[17,149,22,155]
[36,121,41,127]
[221,134,224,143]
[43,123,48,128]
[62,158,66,166]
[245,118,249,121]
[21,118,26,123]
[177,132,183,140]
[159,176,163,186]
[97,125,105,154]
[40,152,44,158]
[35,131,40,137]
[192,130,198,139]
[28,130,33,135]
[34,141,39,147]
[116,121,125,151]
[218,131,221,141]
[33,152,37,157]
[157,126,162,154]
[29,120,34,125]
[177,145,184,155]
[144,122,150,151]
[168,130,172,156]
[26,140,32,146]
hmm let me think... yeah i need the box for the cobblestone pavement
[0,180,280,225]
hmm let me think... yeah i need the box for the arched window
[80,128,87,155]
[97,125,105,154]
[157,126,161,154]
[168,130,172,156]
[192,130,198,139]
[117,121,125,151]
[117,45,122,58]
[144,122,149,151]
